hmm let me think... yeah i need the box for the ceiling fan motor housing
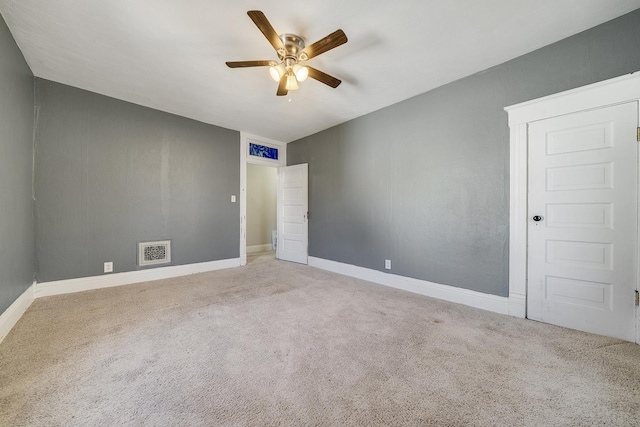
[278,33,305,61]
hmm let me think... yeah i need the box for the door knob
[532,215,543,222]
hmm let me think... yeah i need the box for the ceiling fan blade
[276,74,288,96]
[300,29,347,60]
[307,67,342,88]
[226,60,274,68]
[247,10,285,53]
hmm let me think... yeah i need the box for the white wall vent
[138,240,171,266]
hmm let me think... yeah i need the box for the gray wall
[288,9,640,297]
[0,15,34,313]
[35,80,239,282]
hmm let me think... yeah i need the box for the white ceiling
[1,1,639,142]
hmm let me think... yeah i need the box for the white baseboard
[36,258,241,298]
[247,244,273,254]
[0,282,36,344]
[508,293,526,318]
[308,257,510,316]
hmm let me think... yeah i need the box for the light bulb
[269,64,284,82]
[285,74,299,91]
[293,65,308,82]
[269,67,280,82]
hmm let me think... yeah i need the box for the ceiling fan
[226,10,348,96]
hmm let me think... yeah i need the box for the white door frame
[505,72,640,343]
[239,132,287,266]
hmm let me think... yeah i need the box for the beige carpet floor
[1,252,639,426]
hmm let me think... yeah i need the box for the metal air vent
[138,240,171,266]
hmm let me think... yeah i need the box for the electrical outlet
[231,195,236,203]
[104,262,113,273]
[385,259,391,270]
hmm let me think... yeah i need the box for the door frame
[505,71,640,343]
[239,132,287,266]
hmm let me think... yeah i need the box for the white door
[276,164,308,264]
[528,101,638,341]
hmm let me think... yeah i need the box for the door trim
[239,132,287,266]
[505,71,640,343]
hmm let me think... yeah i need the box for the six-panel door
[527,102,638,341]
[276,164,308,264]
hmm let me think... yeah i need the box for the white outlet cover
[104,262,113,273]
[231,195,236,203]
[385,260,391,270]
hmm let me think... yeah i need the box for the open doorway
[246,163,277,263]
[239,133,287,266]
[240,132,309,266]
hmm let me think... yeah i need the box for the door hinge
[637,127,640,142]
[635,290,639,306]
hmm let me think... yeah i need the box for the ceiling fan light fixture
[269,63,284,82]
[293,65,308,82]
[285,73,299,91]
